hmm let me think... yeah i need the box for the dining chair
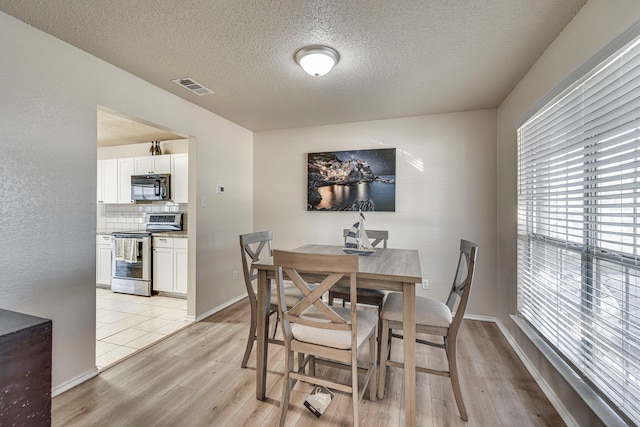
[377,239,478,421]
[328,229,389,310]
[329,229,389,357]
[239,231,306,368]
[273,249,377,427]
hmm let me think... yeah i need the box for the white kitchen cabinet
[135,154,171,175]
[152,236,187,295]
[173,238,188,294]
[117,157,135,203]
[96,234,112,286]
[152,239,174,293]
[171,153,189,203]
[134,157,153,175]
[97,161,102,203]
[98,153,183,204]
[156,155,171,174]
[97,159,118,203]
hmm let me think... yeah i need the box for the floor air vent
[171,77,214,96]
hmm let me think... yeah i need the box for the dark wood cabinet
[0,308,52,426]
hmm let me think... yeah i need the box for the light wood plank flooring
[53,299,564,426]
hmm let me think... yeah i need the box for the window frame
[516,20,640,427]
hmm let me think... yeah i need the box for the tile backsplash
[97,203,188,232]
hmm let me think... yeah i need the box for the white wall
[496,0,640,424]
[0,12,253,392]
[97,138,189,159]
[254,110,497,316]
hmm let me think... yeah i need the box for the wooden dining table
[252,243,422,427]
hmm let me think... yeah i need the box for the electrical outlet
[422,280,429,290]
[232,270,237,280]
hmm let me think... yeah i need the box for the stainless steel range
[144,212,182,232]
[110,213,182,296]
[111,231,152,296]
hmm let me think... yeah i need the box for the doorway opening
[96,106,194,370]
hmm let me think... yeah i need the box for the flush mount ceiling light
[294,45,340,77]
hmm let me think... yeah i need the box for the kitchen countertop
[151,231,188,238]
[97,230,188,238]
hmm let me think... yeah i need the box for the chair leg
[377,319,390,399]
[351,350,360,427]
[376,298,383,363]
[369,331,377,402]
[241,302,258,368]
[328,292,335,306]
[279,348,294,427]
[446,337,468,421]
[309,354,315,376]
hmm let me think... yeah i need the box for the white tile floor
[96,288,192,369]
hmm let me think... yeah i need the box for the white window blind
[517,34,640,426]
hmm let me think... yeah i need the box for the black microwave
[131,174,171,201]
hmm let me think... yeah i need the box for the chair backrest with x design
[444,239,478,335]
[239,231,273,302]
[274,250,360,359]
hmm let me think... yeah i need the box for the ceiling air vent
[171,77,214,96]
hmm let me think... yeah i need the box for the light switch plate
[216,184,225,194]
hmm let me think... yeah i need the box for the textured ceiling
[1,0,587,133]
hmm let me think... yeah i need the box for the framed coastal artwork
[307,148,396,211]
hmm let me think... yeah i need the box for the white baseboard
[463,313,496,322]
[195,294,246,322]
[494,319,578,427]
[51,296,246,397]
[52,367,99,397]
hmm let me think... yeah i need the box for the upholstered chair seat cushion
[291,306,378,350]
[381,292,452,328]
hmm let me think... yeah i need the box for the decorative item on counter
[149,141,156,156]
[342,210,375,256]
[154,141,162,155]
